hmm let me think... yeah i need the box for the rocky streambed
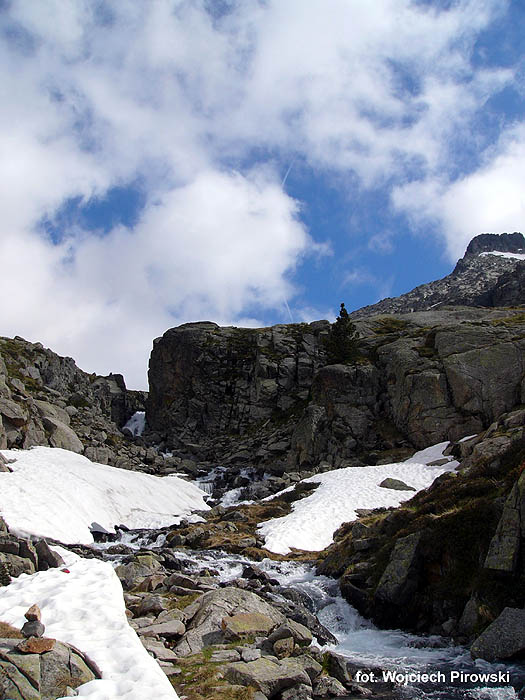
[91,522,525,700]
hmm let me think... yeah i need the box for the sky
[1,0,524,389]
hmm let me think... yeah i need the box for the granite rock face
[146,307,525,468]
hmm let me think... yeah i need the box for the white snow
[0,446,209,544]
[258,443,456,554]
[0,550,178,699]
[123,411,146,437]
[404,440,458,468]
[479,250,525,260]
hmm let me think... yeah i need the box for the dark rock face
[317,408,525,637]
[146,307,525,468]
[0,336,159,472]
[352,231,525,317]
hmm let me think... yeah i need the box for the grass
[372,317,409,335]
[170,651,255,700]
[0,620,23,638]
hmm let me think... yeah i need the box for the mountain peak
[464,231,525,257]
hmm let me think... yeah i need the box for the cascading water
[148,546,525,700]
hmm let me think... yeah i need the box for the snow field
[0,548,178,699]
[0,446,209,544]
[258,444,457,554]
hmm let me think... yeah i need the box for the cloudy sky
[1,0,524,388]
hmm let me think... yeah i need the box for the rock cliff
[0,335,151,470]
[146,308,525,474]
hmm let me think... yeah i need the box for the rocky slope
[0,335,155,471]
[146,307,525,483]
[352,231,525,317]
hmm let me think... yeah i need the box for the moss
[372,317,409,335]
[170,651,255,700]
[166,592,201,610]
[490,313,525,326]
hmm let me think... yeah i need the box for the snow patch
[479,251,525,261]
[258,446,455,554]
[0,447,209,544]
[0,555,178,699]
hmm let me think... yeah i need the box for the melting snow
[0,446,209,544]
[0,548,178,699]
[258,442,457,554]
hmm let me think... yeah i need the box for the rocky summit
[352,231,525,316]
[3,231,525,700]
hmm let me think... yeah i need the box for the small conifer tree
[324,302,359,363]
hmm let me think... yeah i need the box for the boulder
[222,612,278,640]
[379,478,416,491]
[42,416,84,454]
[471,608,525,661]
[174,587,285,657]
[0,638,97,700]
[375,532,421,606]
[225,657,312,697]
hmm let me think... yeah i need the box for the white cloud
[393,122,525,260]
[0,0,519,386]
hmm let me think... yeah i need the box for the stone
[225,657,312,697]
[312,675,348,697]
[0,397,27,426]
[21,620,45,638]
[16,637,55,654]
[25,605,41,622]
[42,416,84,453]
[375,532,421,606]
[273,637,294,658]
[210,649,241,662]
[222,612,278,640]
[471,608,525,661]
[0,638,97,700]
[140,637,179,662]
[137,619,186,639]
[34,540,65,571]
[174,587,284,657]
[379,478,416,491]
[282,683,313,699]
[241,648,261,662]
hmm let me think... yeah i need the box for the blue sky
[1,0,524,388]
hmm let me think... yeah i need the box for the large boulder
[0,638,98,699]
[471,608,525,661]
[174,587,285,657]
[225,657,314,697]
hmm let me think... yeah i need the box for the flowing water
[158,546,525,700]
[98,527,525,699]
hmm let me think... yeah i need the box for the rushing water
[97,529,525,699]
[159,546,525,700]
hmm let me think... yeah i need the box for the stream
[100,530,525,700]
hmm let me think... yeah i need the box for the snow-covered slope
[0,548,178,699]
[258,444,457,555]
[0,446,209,544]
